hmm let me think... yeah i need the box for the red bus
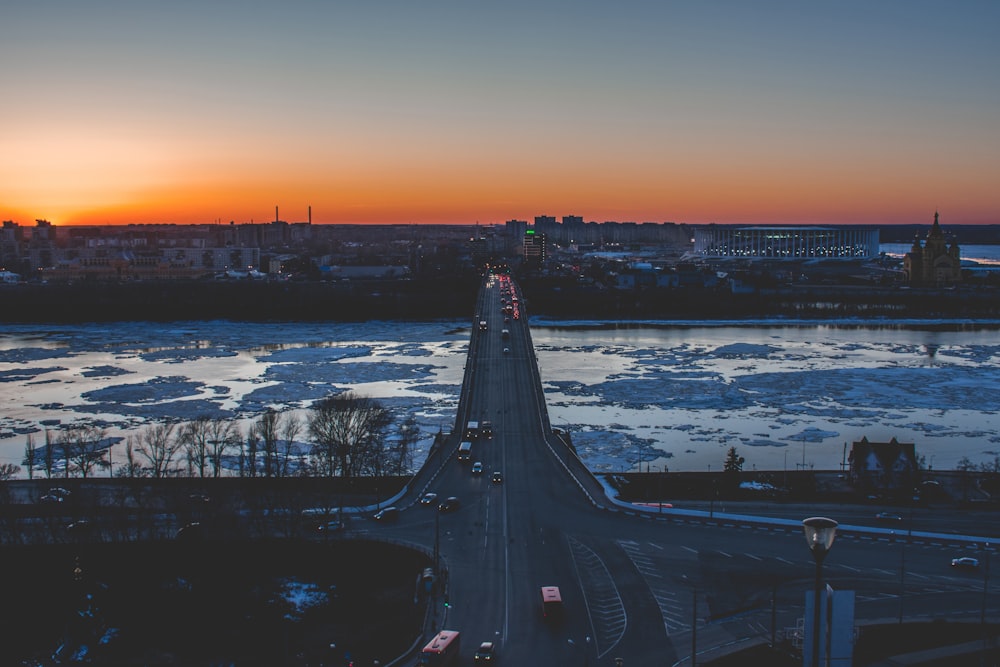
[420,630,461,665]
[541,586,563,621]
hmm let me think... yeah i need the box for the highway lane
[373,275,998,666]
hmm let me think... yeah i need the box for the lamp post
[803,516,838,667]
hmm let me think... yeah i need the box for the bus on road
[465,420,480,439]
[420,630,461,665]
[457,441,472,461]
[541,586,563,622]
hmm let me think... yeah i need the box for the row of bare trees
[15,392,419,480]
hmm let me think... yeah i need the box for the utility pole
[691,587,697,667]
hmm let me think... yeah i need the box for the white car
[420,492,438,505]
[472,461,484,475]
[951,557,980,569]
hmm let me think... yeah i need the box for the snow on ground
[1,319,999,476]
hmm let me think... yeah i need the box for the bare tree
[180,417,213,478]
[207,417,238,478]
[244,425,260,478]
[0,463,20,480]
[22,433,36,480]
[386,415,419,476]
[136,423,182,478]
[115,436,145,478]
[256,410,280,478]
[278,412,302,477]
[60,424,110,478]
[42,430,54,479]
[307,392,391,478]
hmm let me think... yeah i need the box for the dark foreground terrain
[3,278,1000,322]
[5,539,429,666]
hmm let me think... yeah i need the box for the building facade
[692,225,880,260]
[903,212,961,285]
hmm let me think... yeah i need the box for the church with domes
[903,212,962,285]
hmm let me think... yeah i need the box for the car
[474,641,496,662]
[503,347,510,354]
[492,471,503,484]
[317,519,345,532]
[420,492,438,506]
[951,557,980,569]
[876,512,902,522]
[40,487,72,504]
[438,496,460,513]
[66,519,92,535]
[373,507,399,521]
[472,461,484,475]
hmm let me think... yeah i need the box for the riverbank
[3,278,1000,322]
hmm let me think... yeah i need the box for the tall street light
[803,516,838,667]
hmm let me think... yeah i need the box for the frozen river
[1,319,999,477]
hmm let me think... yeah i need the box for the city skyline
[3,1,999,227]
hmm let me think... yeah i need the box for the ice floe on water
[531,320,1000,472]
[1,319,999,476]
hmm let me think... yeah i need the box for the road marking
[681,546,699,555]
[745,553,762,561]
[568,536,627,659]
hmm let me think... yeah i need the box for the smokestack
[308,205,312,224]
[275,206,279,223]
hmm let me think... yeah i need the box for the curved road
[372,275,998,666]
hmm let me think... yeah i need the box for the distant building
[848,437,917,492]
[903,212,961,286]
[692,225,879,260]
[523,230,547,266]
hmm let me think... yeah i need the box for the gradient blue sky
[2,1,998,226]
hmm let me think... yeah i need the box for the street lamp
[803,516,838,667]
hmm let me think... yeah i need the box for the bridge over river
[5,275,997,666]
[378,274,999,666]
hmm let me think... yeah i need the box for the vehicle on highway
[374,507,399,522]
[438,496,460,513]
[951,556,980,569]
[40,487,72,504]
[503,347,510,354]
[66,519,91,535]
[541,586,563,622]
[457,441,472,461]
[474,641,496,663]
[876,512,902,522]
[420,629,460,665]
[317,519,345,532]
[465,421,480,439]
[492,471,503,484]
[472,461,484,475]
[420,492,438,505]
[481,421,493,438]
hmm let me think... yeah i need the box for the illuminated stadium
[692,225,880,260]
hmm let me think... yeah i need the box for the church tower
[903,212,962,285]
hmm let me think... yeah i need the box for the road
[367,274,998,666]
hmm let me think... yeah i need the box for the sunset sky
[2,1,998,227]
